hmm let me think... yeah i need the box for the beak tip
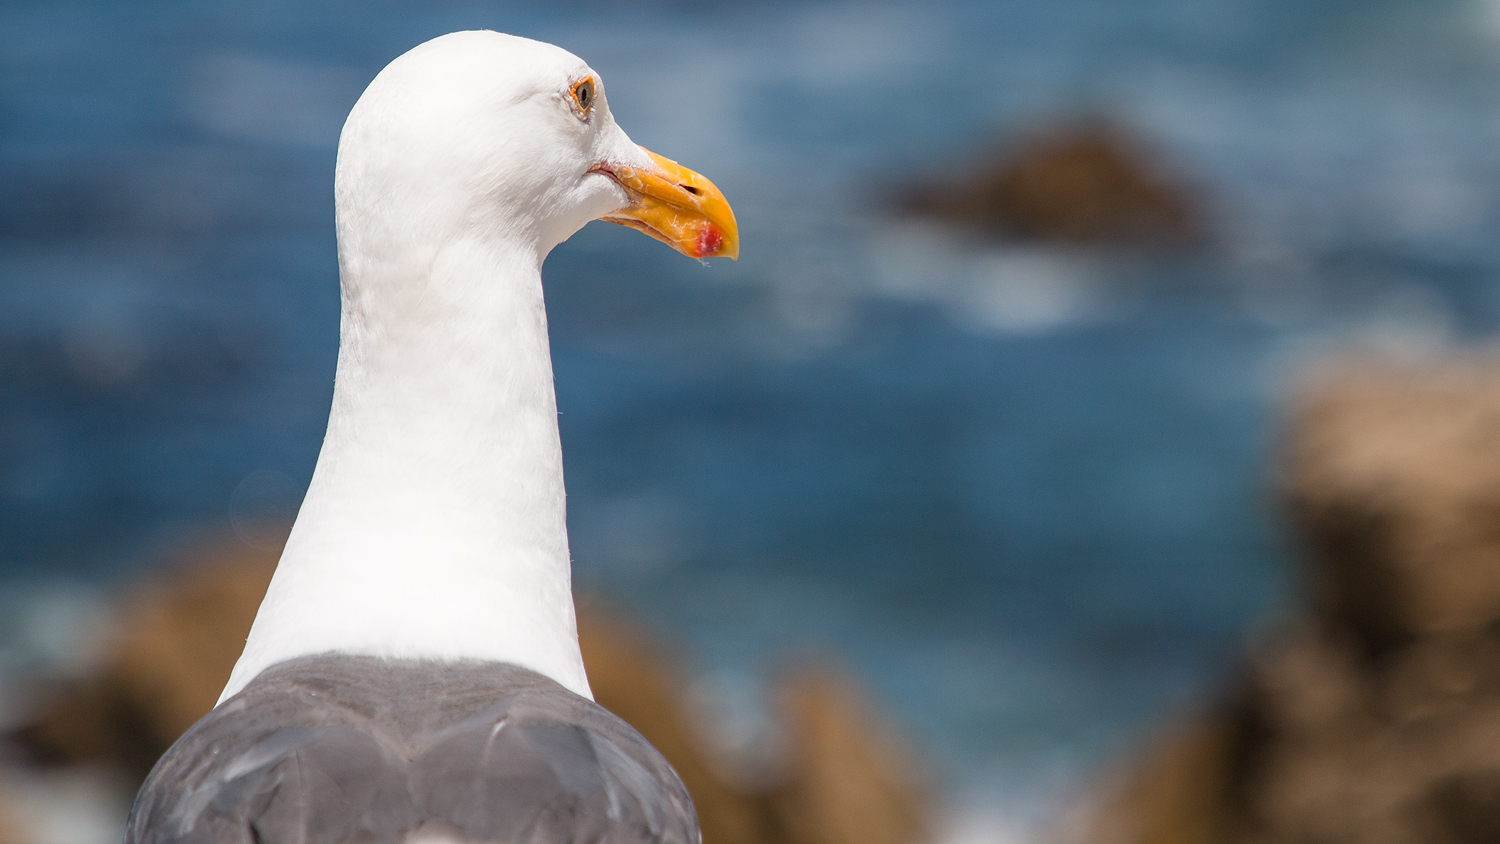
[695,224,740,261]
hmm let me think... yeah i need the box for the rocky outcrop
[14,542,278,779]
[772,668,929,844]
[1283,363,1500,649]
[11,542,929,844]
[899,123,1204,248]
[0,797,27,844]
[580,612,928,844]
[1060,357,1500,844]
[576,606,776,844]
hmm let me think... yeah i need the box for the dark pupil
[577,83,591,108]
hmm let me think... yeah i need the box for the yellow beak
[596,148,739,260]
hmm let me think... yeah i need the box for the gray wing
[125,655,699,844]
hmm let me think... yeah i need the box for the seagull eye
[570,78,595,114]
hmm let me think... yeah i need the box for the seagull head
[335,30,738,262]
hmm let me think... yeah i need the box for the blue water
[4,0,1500,803]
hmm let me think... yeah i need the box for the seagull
[125,30,737,844]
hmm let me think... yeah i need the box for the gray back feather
[125,654,700,844]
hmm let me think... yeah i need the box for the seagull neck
[223,233,592,703]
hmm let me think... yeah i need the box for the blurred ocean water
[3,0,1500,825]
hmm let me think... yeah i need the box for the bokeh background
[5,0,1500,842]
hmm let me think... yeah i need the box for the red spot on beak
[697,225,725,259]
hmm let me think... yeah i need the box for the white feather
[220,31,654,704]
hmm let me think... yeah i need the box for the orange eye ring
[570,77,595,114]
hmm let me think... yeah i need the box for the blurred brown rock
[773,667,929,844]
[14,541,278,778]
[577,605,776,844]
[14,540,930,844]
[900,123,1204,248]
[1060,356,1500,844]
[1283,362,1500,649]
[580,614,930,844]
[1055,718,1241,844]
[0,796,28,844]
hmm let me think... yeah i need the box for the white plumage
[221,32,649,702]
[129,28,736,844]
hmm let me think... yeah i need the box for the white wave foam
[868,224,1113,336]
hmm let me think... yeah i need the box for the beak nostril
[680,184,701,195]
